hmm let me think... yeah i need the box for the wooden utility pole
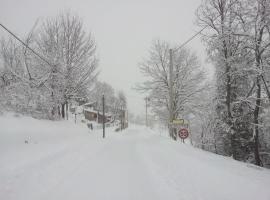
[145,97,148,127]
[127,109,129,128]
[66,103,69,120]
[122,108,125,129]
[102,94,105,138]
[121,106,125,130]
[169,49,174,138]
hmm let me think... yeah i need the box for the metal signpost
[172,119,184,125]
[170,118,189,142]
[178,128,189,143]
[102,94,105,138]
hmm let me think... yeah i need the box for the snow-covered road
[1,116,270,200]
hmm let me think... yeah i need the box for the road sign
[178,128,189,139]
[172,119,184,124]
[170,123,189,129]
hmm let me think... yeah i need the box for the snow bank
[0,115,270,200]
[0,114,90,172]
[137,130,270,200]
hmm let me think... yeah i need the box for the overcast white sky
[0,0,211,115]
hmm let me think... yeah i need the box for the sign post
[178,128,189,143]
[172,119,184,125]
[102,94,105,138]
[170,119,183,139]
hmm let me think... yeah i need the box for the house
[69,97,88,114]
[82,102,112,123]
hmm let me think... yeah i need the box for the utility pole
[126,110,129,127]
[145,97,150,127]
[169,49,174,139]
[120,105,124,131]
[122,108,125,129]
[145,97,148,127]
[102,94,105,138]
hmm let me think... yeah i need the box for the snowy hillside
[0,115,270,200]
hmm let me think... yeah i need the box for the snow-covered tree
[0,12,98,120]
[137,40,206,137]
[36,11,98,119]
[0,28,52,119]
[89,81,128,124]
[89,81,115,112]
[197,0,270,166]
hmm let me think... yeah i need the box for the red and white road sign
[178,128,189,139]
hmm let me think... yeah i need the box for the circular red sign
[178,128,189,139]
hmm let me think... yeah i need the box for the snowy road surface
[1,116,270,200]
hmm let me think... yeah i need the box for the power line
[173,25,208,52]
[173,0,237,52]
[0,22,53,67]
[173,14,220,52]
[171,1,270,102]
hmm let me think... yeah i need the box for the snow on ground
[0,114,270,200]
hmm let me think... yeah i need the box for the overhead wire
[173,0,239,52]
[173,15,220,52]
[0,22,53,67]
[173,25,208,52]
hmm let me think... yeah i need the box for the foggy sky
[0,0,210,116]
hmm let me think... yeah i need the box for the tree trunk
[61,103,65,119]
[221,4,236,159]
[253,25,263,166]
[66,102,69,120]
[201,131,205,150]
[254,77,262,166]
[58,105,61,116]
[225,58,236,159]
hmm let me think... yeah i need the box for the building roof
[83,101,97,107]
[84,107,111,117]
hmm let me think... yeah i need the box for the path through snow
[0,116,270,200]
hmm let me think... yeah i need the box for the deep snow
[0,114,270,200]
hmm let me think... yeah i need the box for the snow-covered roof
[82,101,97,107]
[83,108,111,117]
[83,107,96,113]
